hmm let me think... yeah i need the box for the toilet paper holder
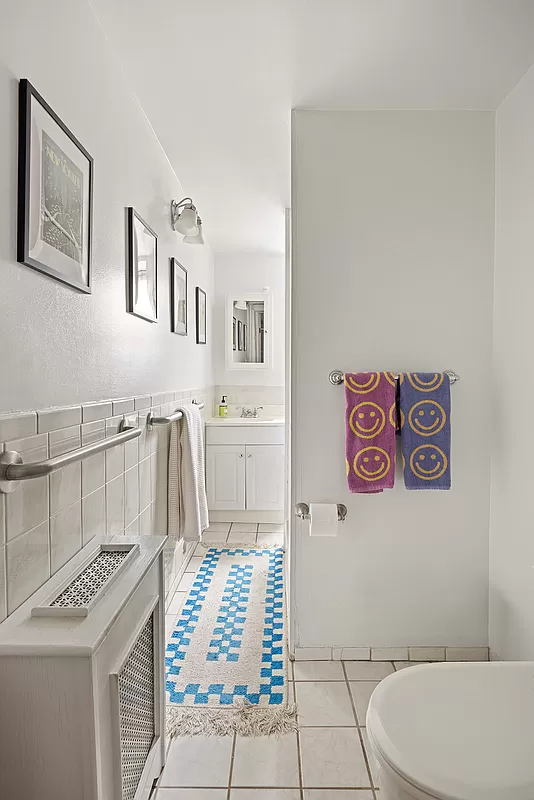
[294,503,348,522]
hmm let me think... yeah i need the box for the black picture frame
[126,207,158,323]
[196,286,207,344]
[237,320,243,351]
[243,323,247,351]
[17,79,93,293]
[170,258,187,335]
[233,317,237,350]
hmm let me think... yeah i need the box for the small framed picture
[17,79,93,293]
[243,323,247,351]
[171,258,187,335]
[233,317,237,350]
[237,320,243,351]
[196,287,207,344]
[127,208,158,322]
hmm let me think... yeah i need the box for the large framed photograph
[237,320,243,351]
[17,79,93,293]
[171,258,187,335]
[196,287,207,344]
[233,317,237,350]
[127,208,158,322]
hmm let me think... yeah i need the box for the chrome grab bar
[0,421,141,494]
[146,400,204,430]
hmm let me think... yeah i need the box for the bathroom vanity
[0,534,167,800]
[205,417,285,515]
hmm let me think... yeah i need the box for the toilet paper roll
[309,503,338,537]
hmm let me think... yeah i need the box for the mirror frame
[225,291,272,371]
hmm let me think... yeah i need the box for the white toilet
[366,661,534,800]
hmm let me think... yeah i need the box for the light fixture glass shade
[234,299,247,310]
[175,206,199,235]
[183,220,205,245]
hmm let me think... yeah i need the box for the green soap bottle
[218,395,228,417]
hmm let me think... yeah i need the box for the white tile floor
[160,521,413,799]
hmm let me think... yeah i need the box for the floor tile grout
[296,727,305,800]
[342,660,378,797]
[226,732,237,799]
[158,785,375,790]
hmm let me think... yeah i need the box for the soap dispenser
[218,395,228,417]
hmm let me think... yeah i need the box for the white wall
[292,110,495,648]
[489,64,534,661]
[0,0,214,415]
[214,252,285,388]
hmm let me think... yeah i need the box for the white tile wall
[5,434,49,541]
[213,385,285,418]
[0,386,212,620]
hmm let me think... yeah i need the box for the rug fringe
[166,703,298,738]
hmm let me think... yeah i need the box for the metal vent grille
[118,615,155,800]
[51,551,130,607]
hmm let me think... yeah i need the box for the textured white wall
[0,0,214,414]
[214,252,285,387]
[490,64,534,661]
[292,110,495,648]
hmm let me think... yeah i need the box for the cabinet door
[206,445,246,511]
[245,445,285,511]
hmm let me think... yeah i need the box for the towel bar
[329,370,459,386]
[146,400,204,430]
[295,502,348,522]
[0,419,141,494]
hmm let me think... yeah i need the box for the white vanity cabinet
[245,444,285,511]
[206,421,285,513]
[0,534,167,800]
[206,443,246,510]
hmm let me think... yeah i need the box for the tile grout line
[342,660,377,798]
[226,731,237,799]
[294,679,305,800]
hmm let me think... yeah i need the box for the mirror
[226,292,272,370]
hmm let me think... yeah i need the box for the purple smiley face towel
[399,373,451,490]
[345,372,397,493]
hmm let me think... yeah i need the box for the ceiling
[91,0,534,255]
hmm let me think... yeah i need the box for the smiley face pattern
[400,373,451,490]
[345,373,396,493]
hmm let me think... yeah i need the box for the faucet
[240,406,264,418]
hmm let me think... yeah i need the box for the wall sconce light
[171,197,204,244]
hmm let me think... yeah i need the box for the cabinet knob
[238,453,243,458]
[248,454,252,458]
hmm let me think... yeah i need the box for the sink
[206,417,285,426]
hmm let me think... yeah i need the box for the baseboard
[209,510,285,523]
[293,645,490,662]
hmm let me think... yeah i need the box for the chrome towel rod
[329,370,460,386]
[0,420,141,495]
[147,400,204,430]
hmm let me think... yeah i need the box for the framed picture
[243,323,247,351]
[237,320,243,351]
[196,287,207,344]
[171,258,187,335]
[233,317,237,350]
[127,208,158,322]
[17,79,93,293]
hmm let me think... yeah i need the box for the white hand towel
[168,404,209,541]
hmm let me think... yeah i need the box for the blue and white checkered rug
[166,545,288,718]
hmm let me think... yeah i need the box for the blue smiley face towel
[399,373,451,490]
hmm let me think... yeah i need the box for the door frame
[284,207,296,657]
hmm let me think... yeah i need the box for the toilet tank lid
[366,662,534,800]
